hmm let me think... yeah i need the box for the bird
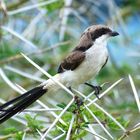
[0,25,119,123]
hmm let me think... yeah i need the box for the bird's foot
[93,86,102,99]
[74,95,84,107]
[68,86,72,92]
[73,95,84,114]
[85,82,102,99]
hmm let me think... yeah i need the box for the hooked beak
[109,31,119,37]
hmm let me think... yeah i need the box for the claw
[93,86,102,99]
[84,83,102,99]
[74,96,84,107]
[68,86,72,92]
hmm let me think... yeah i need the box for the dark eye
[91,28,111,40]
[100,28,111,35]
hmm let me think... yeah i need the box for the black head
[82,25,119,41]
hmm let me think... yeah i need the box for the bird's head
[81,25,119,44]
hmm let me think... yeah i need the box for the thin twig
[23,108,62,112]
[1,26,38,50]
[65,115,75,140]
[53,132,66,140]
[59,0,73,41]
[128,74,140,112]
[118,125,140,140]
[7,0,58,15]
[41,98,75,140]
[73,78,126,132]
[0,41,70,65]
[0,68,66,125]
[7,0,28,10]
[87,78,123,106]
[21,53,74,97]
[84,105,114,139]
[83,115,101,140]
[4,65,45,83]
[84,128,108,140]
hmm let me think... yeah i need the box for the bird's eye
[100,28,111,35]
[91,28,111,41]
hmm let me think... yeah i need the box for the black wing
[58,51,85,73]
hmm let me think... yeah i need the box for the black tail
[0,86,47,124]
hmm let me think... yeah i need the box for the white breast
[60,37,108,88]
[59,35,110,89]
[41,35,110,92]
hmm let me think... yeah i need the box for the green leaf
[72,130,87,139]
[14,131,23,140]
[2,127,18,134]
[57,102,67,109]
[45,0,64,13]
[25,114,43,132]
[107,116,130,130]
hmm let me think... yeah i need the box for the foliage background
[0,0,140,139]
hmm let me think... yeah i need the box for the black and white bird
[0,25,119,123]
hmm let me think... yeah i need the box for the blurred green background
[0,0,140,139]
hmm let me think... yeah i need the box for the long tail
[0,86,47,124]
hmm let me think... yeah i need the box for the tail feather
[0,88,41,109]
[0,86,47,124]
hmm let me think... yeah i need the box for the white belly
[61,43,108,87]
[42,35,109,91]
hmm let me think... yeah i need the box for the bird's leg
[68,86,76,95]
[84,82,102,99]
[68,87,83,109]
[68,86,73,92]
[74,95,84,108]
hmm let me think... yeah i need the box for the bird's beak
[109,31,119,37]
